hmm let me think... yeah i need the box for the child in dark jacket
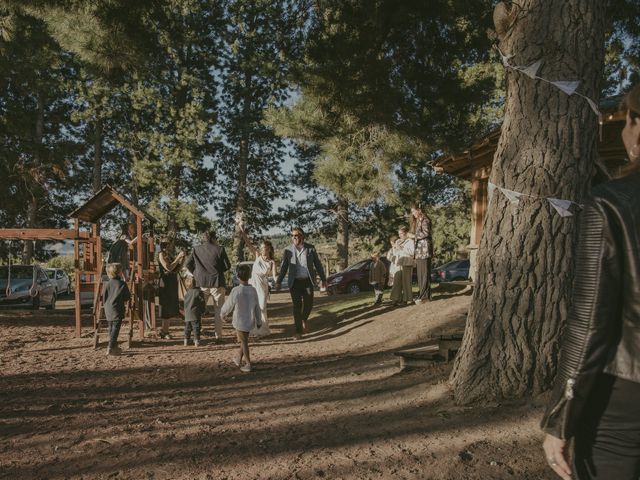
[183,276,205,346]
[369,251,387,306]
[102,263,131,355]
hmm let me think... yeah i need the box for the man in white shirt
[276,227,327,339]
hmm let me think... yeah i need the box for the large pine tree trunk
[336,195,349,271]
[92,118,103,193]
[233,73,252,263]
[167,163,182,249]
[450,0,607,403]
[23,92,45,264]
[233,134,248,262]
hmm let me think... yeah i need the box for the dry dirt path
[0,289,551,479]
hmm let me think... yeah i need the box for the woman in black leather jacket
[541,84,640,480]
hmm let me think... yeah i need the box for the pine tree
[214,0,307,262]
[0,9,83,262]
[110,1,223,243]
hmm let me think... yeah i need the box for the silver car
[45,268,71,295]
[0,265,57,309]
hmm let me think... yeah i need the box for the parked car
[431,259,470,282]
[45,268,71,295]
[326,257,390,295]
[78,272,109,308]
[0,265,57,309]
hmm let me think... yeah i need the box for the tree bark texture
[233,134,248,263]
[92,118,103,193]
[450,0,606,403]
[233,73,252,263]
[336,196,349,271]
[23,92,45,264]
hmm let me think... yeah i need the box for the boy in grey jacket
[182,276,205,347]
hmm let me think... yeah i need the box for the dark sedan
[326,257,390,295]
[0,265,57,309]
[431,259,470,282]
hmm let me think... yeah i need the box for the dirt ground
[0,286,553,480]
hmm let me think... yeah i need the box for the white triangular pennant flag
[551,80,580,96]
[488,182,497,203]
[500,187,523,206]
[584,96,600,116]
[520,59,542,79]
[548,198,574,217]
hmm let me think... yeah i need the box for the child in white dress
[221,264,262,372]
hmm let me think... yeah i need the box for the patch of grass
[316,292,373,314]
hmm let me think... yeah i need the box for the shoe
[293,333,302,340]
[414,298,425,305]
[194,340,200,347]
[184,339,189,346]
[240,364,252,373]
[233,355,241,367]
[106,346,121,356]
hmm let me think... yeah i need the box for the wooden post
[74,219,81,337]
[91,223,100,329]
[136,215,144,339]
[148,236,156,332]
[468,166,490,283]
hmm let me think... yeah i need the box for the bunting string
[496,47,601,118]
[488,181,583,218]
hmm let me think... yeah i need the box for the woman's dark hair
[261,240,275,260]
[409,204,425,233]
[622,84,640,121]
[621,84,640,175]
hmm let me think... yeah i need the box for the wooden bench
[395,334,464,368]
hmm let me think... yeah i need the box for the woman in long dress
[408,204,433,303]
[240,229,276,337]
[158,239,186,336]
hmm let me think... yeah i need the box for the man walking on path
[276,227,326,339]
[186,230,231,341]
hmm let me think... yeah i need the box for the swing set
[0,185,160,347]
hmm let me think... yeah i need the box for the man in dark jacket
[102,263,131,355]
[185,230,231,340]
[276,227,326,339]
[107,223,136,280]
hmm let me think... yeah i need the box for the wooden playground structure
[0,185,160,347]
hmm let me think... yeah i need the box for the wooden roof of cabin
[69,185,158,223]
[434,97,628,180]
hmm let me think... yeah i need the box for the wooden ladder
[92,268,105,349]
